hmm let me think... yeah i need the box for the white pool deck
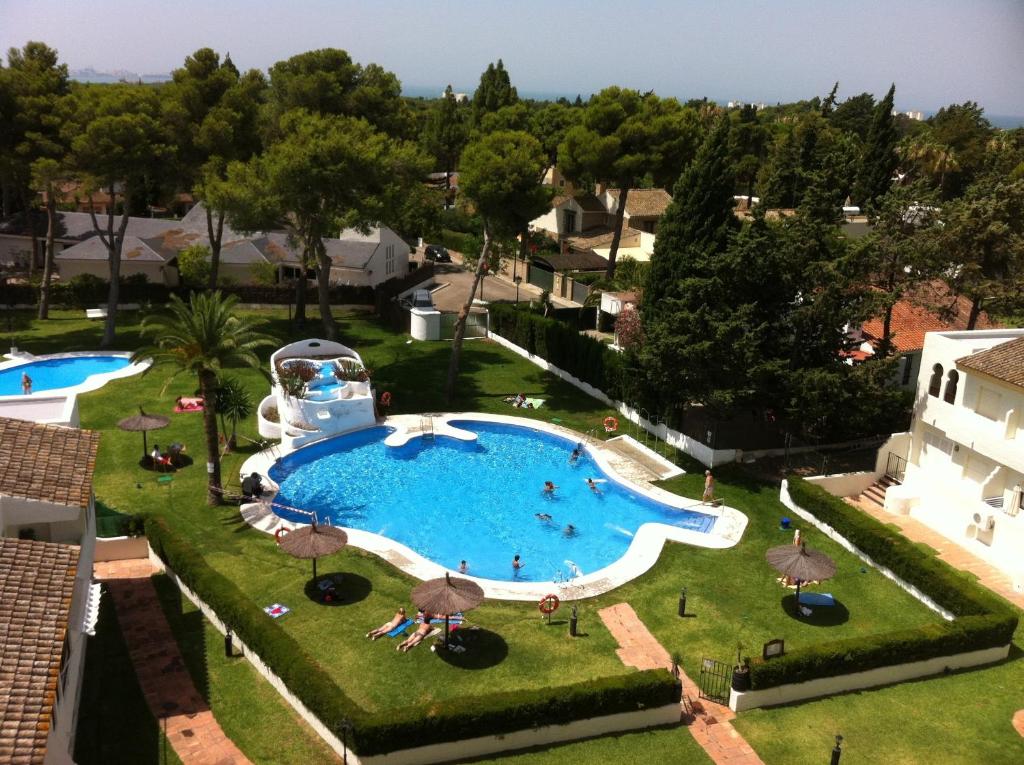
[0,350,149,426]
[239,412,748,601]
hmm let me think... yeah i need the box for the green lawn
[11,309,1023,765]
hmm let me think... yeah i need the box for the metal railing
[885,452,907,483]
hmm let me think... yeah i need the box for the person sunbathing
[366,607,407,640]
[396,620,434,652]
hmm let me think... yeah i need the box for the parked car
[424,244,452,263]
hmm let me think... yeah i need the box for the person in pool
[587,478,603,495]
[459,560,468,574]
[21,372,32,395]
[535,512,552,522]
[512,554,524,573]
[543,481,557,496]
[569,443,583,464]
[563,524,577,537]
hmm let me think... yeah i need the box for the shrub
[144,517,680,755]
[747,478,1019,689]
[178,244,212,288]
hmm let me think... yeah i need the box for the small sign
[264,603,290,619]
[763,638,785,660]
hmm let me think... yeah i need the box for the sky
[2,0,1023,115]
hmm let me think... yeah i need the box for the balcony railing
[885,452,907,483]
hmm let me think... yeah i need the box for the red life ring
[538,594,560,614]
[603,416,619,433]
[380,391,392,407]
[275,527,289,544]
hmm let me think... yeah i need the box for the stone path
[598,603,765,765]
[94,559,253,765]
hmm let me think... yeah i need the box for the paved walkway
[94,559,253,765]
[599,603,764,765]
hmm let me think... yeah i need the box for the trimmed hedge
[748,478,1019,689]
[145,517,680,756]
[488,303,623,399]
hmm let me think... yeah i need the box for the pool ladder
[420,415,435,441]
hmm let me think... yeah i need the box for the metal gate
[698,657,732,705]
[571,279,590,305]
[529,266,554,292]
[440,311,488,340]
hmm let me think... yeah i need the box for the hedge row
[3,275,375,309]
[748,478,1019,689]
[145,517,680,755]
[488,303,623,398]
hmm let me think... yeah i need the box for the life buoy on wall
[380,391,392,407]
[275,527,289,544]
[538,594,560,614]
[603,416,619,433]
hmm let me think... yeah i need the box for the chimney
[561,238,570,255]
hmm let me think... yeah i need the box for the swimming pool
[269,420,718,583]
[0,354,133,395]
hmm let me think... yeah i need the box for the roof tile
[956,336,1024,389]
[0,418,100,510]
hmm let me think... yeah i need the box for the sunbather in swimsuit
[366,607,407,640]
[397,621,434,652]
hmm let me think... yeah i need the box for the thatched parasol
[118,407,171,460]
[277,522,348,579]
[411,572,485,649]
[765,542,837,604]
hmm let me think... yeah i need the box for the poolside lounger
[797,592,836,608]
[85,307,107,320]
[386,618,414,637]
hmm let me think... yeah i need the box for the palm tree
[132,292,276,505]
[900,136,960,196]
[215,376,254,452]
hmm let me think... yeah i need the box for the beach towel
[797,592,836,607]
[174,397,204,413]
[524,398,545,409]
[264,603,290,619]
[418,612,464,624]
[386,618,414,637]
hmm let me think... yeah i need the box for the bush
[145,517,680,755]
[747,478,1019,689]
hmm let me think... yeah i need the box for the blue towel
[798,592,836,607]
[386,618,413,637]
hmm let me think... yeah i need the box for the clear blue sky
[3,0,1023,115]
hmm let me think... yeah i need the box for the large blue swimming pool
[0,355,132,395]
[270,420,715,582]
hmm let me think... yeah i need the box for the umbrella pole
[143,431,148,461]
[313,557,317,580]
[444,615,450,649]
[796,579,802,612]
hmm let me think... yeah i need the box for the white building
[0,417,102,764]
[882,329,1024,577]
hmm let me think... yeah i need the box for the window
[976,386,1002,420]
[563,209,577,232]
[943,369,959,404]
[385,245,395,276]
[928,363,943,397]
[901,355,914,386]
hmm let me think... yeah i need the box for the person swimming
[569,443,583,464]
[512,554,524,574]
[563,524,577,537]
[587,478,603,494]
[543,481,557,496]
[459,560,468,574]
[535,512,553,522]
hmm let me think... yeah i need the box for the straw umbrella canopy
[277,522,348,579]
[765,542,837,603]
[118,407,171,461]
[411,572,485,648]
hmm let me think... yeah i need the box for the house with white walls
[879,329,1024,578]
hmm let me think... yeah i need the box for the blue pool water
[270,420,715,582]
[0,355,131,395]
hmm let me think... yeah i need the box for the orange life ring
[603,416,619,433]
[380,391,392,407]
[275,527,289,544]
[538,594,560,614]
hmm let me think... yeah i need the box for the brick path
[94,559,253,765]
[599,603,765,765]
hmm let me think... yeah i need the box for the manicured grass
[15,308,1024,764]
[74,592,183,765]
[150,573,342,763]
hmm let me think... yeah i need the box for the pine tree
[853,84,898,208]
[471,59,518,126]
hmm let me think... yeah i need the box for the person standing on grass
[21,372,31,395]
[702,470,715,504]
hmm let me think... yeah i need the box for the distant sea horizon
[66,71,1023,129]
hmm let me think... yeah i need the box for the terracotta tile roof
[956,336,1024,389]
[861,282,998,353]
[0,537,80,765]
[606,188,672,218]
[0,418,100,510]
[567,226,643,251]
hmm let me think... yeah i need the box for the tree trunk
[92,186,130,349]
[199,369,223,506]
[967,296,983,330]
[38,195,57,320]
[21,189,40,280]
[315,243,337,340]
[207,206,225,289]
[605,186,629,280]
[880,303,894,356]
[445,227,492,404]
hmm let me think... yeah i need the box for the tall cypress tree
[471,59,518,126]
[854,84,898,208]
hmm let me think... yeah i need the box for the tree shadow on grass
[780,593,850,626]
[433,628,508,669]
[303,571,372,606]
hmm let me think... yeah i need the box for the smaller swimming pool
[0,354,134,395]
